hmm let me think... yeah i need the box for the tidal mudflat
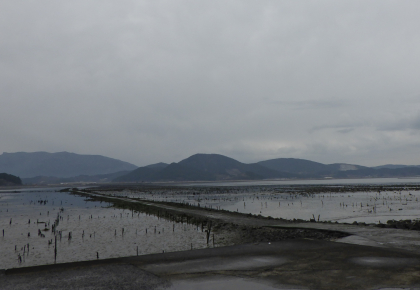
[4,185,420,290]
[3,183,420,271]
[98,184,420,224]
[0,188,233,270]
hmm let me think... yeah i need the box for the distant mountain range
[2,151,420,185]
[0,152,137,178]
[22,171,131,185]
[114,154,420,183]
[115,154,295,182]
[372,164,420,170]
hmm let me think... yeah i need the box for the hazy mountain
[255,158,370,179]
[0,173,22,186]
[143,162,168,170]
[177,154,289,179]
[113,163,169,182]
[342,166,420,178]
[149,162,216,181]
[0,152,138,178]
[5,151,420,184]
[372,164,420,170]
[256,158,368,175]
[115,154,295,182]
[23,170,131,185]
[256,158,329,175]
[117,153,420,183]
[326,163,368,171]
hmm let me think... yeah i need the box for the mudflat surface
[1,264,169,290]
[126,194,420,254]
[91,190,420,254]
[3,240,420,290]
[273,223,420,253]
[3,189,420,289]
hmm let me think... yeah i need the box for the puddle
[0,264,170,290]
[163,276,307,290]
[376,288,420,290]
[350,257,419,267]
[144,255,287,274]
[335,236,386,247]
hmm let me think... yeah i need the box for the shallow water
[3,185,420,269]
[0,189,224,270]
[105,187,420,224]
[167,276,298,290]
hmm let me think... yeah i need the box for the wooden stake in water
[54,235,57,263]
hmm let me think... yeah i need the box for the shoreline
[3,239,420,289]
[2,175,420,189]
[3,186,420,289]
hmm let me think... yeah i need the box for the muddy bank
[67,188,349,245]
[85,183,420,225]
[3,239,420,290]
[216,224,348,244]
[376,219,420,230]
[92,183,420,194]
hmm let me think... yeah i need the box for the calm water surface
[0,188,224,270]
[108,183,420,224]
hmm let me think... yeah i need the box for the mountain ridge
[115,154,420,182]
[0,151,138,178]
[2,151,420,184]
[114,154,293,182]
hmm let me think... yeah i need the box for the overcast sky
[1,1,420,167]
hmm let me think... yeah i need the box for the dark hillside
[114,163,168,182]
[23,171,130,185]
[115,154,295,182]
[0,173,22,186]
[257,158,328,174]
[0,152,138,178]
[179,154,290,179]
[149,163,215,181]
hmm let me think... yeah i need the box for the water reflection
[102,185,420,224]
[0,189,222,270]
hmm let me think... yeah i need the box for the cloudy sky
[1,1,420,167]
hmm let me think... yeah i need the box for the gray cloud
[265,99,347,110]
[375,113,420,132]
[1,1,420,167]
[336,128,354,134]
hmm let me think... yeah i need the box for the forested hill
[0,173,22,186]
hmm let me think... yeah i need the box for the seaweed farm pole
[54,235,57,263]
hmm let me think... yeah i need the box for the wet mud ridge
[69,188,350,244]
[74,187,420,254]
